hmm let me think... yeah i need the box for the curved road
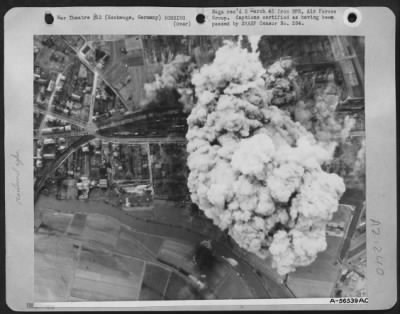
[34,135,95,202]
[35,36,271,299]
[34,129,287,298]
[34,108,285,299]
[37,196,271,298]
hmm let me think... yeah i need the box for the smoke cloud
[186,42,346,275]
[141,54,195,111]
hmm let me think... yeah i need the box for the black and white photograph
[32,34,367,301]
[4,5,397,311]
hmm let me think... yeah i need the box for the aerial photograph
[33,35,366,301]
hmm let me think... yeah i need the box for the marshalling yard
[34,34,366,301]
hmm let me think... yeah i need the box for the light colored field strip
[138,262,147,294]
[71,277,140,300]
[58,231,178,279]
[162,271,172,299]
[38,210,200,292]
[65,241,82,300]
[71,233,192,294]
[89,212,194,247]
[41,208,191,244]
[38,233,153,301]
[75,269,140,289]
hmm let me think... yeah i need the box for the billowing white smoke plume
[186,42,346,275]
[248,35,261,53]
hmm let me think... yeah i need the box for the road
[33,123,287,298]
[37,83,58,135]
[34,135,95,203]
[338,189,365,262]
[34,132,184,204]
[38,222,199,300]
[88,72,99,123]
[33,36,289,299]
[34,131,89,139]
[34,106,87,129]
[61,37,131,111]
[33,114,269,298]
[86,71,100,134]
[339,203,364,261]
[33,99,281,298]
[36,196,271,299]
[33,129,270,298]
[36,61,80,135]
